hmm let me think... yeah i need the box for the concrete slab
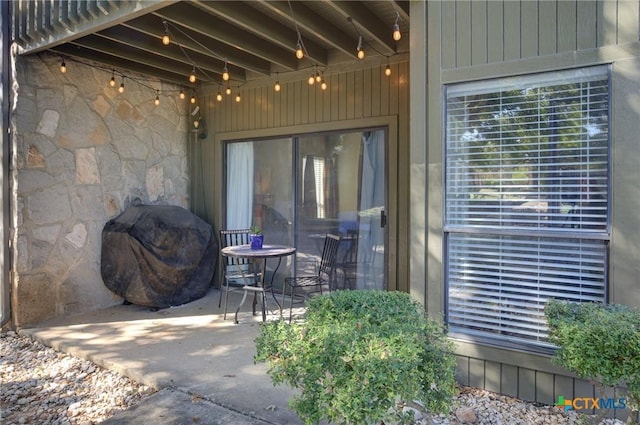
[18,288,306,425]
[100,388,272,425]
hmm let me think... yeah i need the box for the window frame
[443,66,612,353]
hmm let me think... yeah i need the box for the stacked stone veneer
[10,53,191,326]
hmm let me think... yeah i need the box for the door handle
[380,209,387,228]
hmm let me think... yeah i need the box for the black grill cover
[101,203,217,308]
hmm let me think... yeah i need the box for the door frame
[212,116,399,291]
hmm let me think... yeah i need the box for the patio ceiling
[12,1,410,88]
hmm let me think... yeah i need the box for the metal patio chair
[218,229,261,320]
[282,233,341,322]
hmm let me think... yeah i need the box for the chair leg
[218,282,225,308]
[222,283,231,320]
[288,285,295,323]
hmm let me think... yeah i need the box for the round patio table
[220,244,296,323]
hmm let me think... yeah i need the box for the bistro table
[220,244,296,324]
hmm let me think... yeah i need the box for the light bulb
[193,119,199,128]
[315,73,322,83]
[308,75,315,85]
[155,97,160,106]
[222,64,230,81]
[162,34,170,45]
[216,92,223,101]
[60,61,67,73]
[357,48,365,60]
[321,81,327,90]
[385,64,392,77]
[295,43,304,59]
[179,90,185,99]
[190,95,196,104]
[225,87,231,95]
[274,81,281,92]
[118,83,125,93]
[393,24,401,41]
[109,76,116,87]
[356,36,365,59]
[189,72,196,83]
[235,94,241,103]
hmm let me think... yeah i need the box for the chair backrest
[219,229,251,267]
[318,233,341,277]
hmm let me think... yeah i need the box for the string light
[295,40,304,60]
[56,56,187,104]
[321,80,327,90]
[60,59,67,73]
[190,94,196,104]
[193,118,200,128]
[162,20,171,45]
[393,12,402,41]
[235,93,241,103]
[216,91,223,101]
[308,75,315,85]
[225,86,231,95]
[189,65,196,83]
[222,62,230,81]
[274,81,281,92]
[356,36,365,59]
[385,64,392,77]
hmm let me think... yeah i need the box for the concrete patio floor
[17,288,306,424]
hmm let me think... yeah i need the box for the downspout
[0,0,11,328]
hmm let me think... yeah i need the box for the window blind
[447,234,607,349]
[445,66,610,350]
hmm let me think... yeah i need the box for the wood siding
[440,0,640,69]
[190,60,410,291]
[420,1,640,420]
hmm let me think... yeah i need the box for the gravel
[0,331,629,425]
[1,331,156,425]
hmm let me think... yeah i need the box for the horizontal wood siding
[441,0,640,69]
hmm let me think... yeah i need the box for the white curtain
[357,130,385,289]
[226,142,254,230]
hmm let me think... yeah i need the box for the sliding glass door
[224,128,387,291]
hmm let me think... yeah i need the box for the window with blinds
[444,66,610,351]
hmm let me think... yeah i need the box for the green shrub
[545,299,640,424]
[254,290,456,425]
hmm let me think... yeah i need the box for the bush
[545,299,640,424]
[254,290,456,425]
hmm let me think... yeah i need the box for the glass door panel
[224,128,387,292]
[296,129,386,290]
[225,138,294,288]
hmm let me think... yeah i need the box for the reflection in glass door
[224,128,386,291]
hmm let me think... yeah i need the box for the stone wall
[10,53,191,327]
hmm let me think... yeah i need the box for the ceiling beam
[257,0,358,60]
[192,0,327,66]
[70,34,217,83]
[95,26,246,83]
[121,14,271,76]
[154,2,298,71]
[51,44,191,86]
[15,1,180,54]
[323,1,397,56]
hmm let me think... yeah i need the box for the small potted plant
[249,225,263,249]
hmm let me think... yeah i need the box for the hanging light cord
[288,0,311,60]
